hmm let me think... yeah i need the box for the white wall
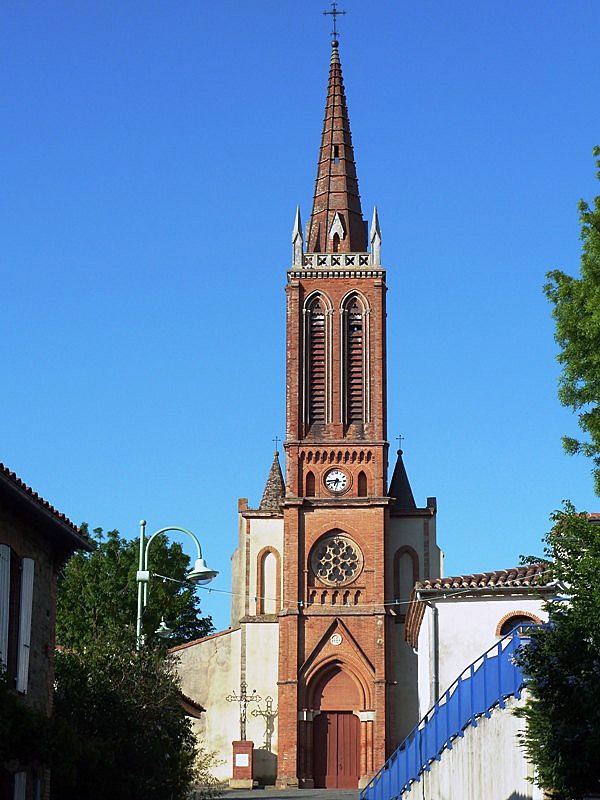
[417,595,547,715]
[402,695,543,800]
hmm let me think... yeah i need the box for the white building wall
[173,628,242,782]
[416,595,547,717]
[402,695,543,800]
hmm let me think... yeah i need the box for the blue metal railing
[360,628,532,800]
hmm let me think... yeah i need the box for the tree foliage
[544,146,600,494]
[517,503,600,798]
[56,525,213,649]
[51,629,199,800]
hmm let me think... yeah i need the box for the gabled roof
[0,462,92,552]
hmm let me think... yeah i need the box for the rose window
[310,534,364,587]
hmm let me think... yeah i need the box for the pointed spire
[369,206,381,265]
[388,450,416,510]
[292,206,303,265]
[259,451,285,512]
[306,39,366,253]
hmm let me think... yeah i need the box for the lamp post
[136,519,218,648]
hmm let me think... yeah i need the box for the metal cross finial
[396,434,405,451]
[323,1,346,40]
[226,681,262,741]
[273,435,280,452]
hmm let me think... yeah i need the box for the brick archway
[297,658,374,789]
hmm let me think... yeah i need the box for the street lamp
[136,519,218,647]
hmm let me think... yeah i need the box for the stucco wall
[402,695,543,800]
[173,628,242,782]
[417,596,547,716]
[173,618,281,784]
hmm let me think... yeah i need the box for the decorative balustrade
[360,627,535,800]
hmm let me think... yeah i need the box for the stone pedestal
[229,740,254,789]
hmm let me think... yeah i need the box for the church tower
[276,37,440,790]
[173,32,441,793]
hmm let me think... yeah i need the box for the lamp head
[187,557,218,586]
[155,617,173,638]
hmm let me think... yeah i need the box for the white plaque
[330,633,343,646]
[235,753,249,767]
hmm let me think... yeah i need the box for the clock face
[324,468,348,494]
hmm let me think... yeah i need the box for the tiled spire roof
[306,39,366,254]
[388,450,416,510]
[259,451,285,512]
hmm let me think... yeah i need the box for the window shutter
[16,558,34,693]
[13,772,27,800]
[0,545,9,668]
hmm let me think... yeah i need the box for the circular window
[310,533,364,587]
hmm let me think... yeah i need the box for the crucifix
[323,1,346,40]
[251,695,278,751]
[226,681,262,741]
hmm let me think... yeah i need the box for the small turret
[259,451,285,512]
[388,450,416,510]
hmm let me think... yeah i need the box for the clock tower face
[323,468,348,494]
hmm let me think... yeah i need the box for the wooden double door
[313,711,360,789]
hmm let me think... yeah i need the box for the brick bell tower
[277,37,390,790]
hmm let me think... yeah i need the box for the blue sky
[2,1,599,632]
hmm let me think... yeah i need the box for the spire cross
[273,435,280,452]
[396,434,405,451]
[323,1,346,40]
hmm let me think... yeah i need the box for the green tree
[56,525,213,649]
[517,503,600,799]
[51,629,200,800]
[544,146,600,494]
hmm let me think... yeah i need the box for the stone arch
[256,546,281,615]
[495,610,542,637]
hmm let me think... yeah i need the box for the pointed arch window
[357,471,367,497]
[342,294,369,425]
[305,294,331,427]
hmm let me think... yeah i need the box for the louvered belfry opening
[346,299,364,423]
[308,297,326,426]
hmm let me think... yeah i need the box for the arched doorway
[312,667,360,789]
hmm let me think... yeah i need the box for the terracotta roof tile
[0,462,87,541]
[417,563,549,591]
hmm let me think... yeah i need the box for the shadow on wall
[506,794,531,800]
[253,749,277,786]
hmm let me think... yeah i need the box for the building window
[342,294,368,425]
[305,470,316,497]
[357,471,367,497]
[307,296,327,425]
[496,611,541,637]
[256,547,281,615]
